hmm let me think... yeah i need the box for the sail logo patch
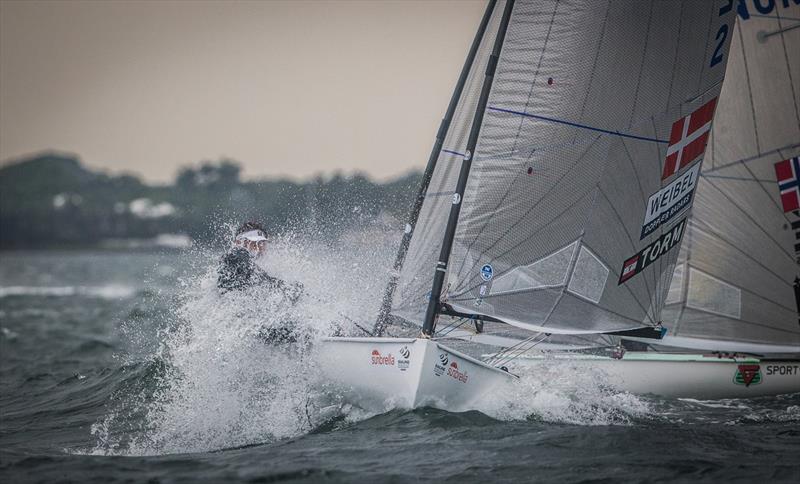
[774,157,800,213]
[619,219,686,284]
[370,349,395,366]
[446,361,469,383]
[662,98,717,180]
[733,364,762,387]
[480,264,494,281]
[641,162,701,239]
[398,346,410,371]
[434,353,448,376]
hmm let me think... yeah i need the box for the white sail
[390,1,507,324]
[661,1,800,354]
[442,0,736,335]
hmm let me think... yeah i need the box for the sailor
[217,222,301,298]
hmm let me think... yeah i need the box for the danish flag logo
[774,157,800,213]
[662,98,717,180]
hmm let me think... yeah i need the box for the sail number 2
[710,1,734,67]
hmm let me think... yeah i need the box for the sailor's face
[234,238,266,256]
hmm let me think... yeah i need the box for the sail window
[665,264,685,304]
[567,246,609,304]
[491,241,578,295]
[686,268,741,319]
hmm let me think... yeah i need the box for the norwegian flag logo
[662,98,717,180]
[774,157,800,213]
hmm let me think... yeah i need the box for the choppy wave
[89,227,397,456]
[82,226,799,457]
[0,285,138,299]
[475,359,654,425]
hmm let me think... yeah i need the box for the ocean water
[1,239,799,483]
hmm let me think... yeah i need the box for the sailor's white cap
[235,229,267,242]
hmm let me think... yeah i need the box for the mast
[421,0,515,337]
[373,0,498,335]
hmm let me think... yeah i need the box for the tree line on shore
[0,152,421,249]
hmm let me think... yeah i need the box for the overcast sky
[0,0,485,182]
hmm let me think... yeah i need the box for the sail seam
[664,0,685,110]
[689,220,797,311]
[702,177,796,262]
[451,0,561,282]
[775,8,800,133]
[508,0,559,159]
[627,0,655,129]
[575,0,610,143]
[620,139,657,312]
[594,187,657,325]
[737,19,762,154]
[701,142,800,174]
[674,300,800,335]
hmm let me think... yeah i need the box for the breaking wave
[475,359,654,425]
[88,226,397,455]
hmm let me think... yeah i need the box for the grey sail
[442,0,736,335]
[390,1,507,325]
[660,2,800,354]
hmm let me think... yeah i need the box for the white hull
[512,353,800,400]
[317,337,516,412]
[319,337,799,410]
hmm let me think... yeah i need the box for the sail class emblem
[662,97,717,180]
[733,364,762,387]
[774,156,800,213]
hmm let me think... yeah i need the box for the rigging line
[487,333,545,366]
[702,176,796,263]
[436,317,471,337]
[761,22,800,38]
[738,20,762,154]
[450,135,602,282]
[689,218,797,312]
[493,333,553,367]
[701,142,800,174]
[441,149,466,157]
[487,106,669,144]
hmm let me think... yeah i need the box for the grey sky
[0,0,484,182]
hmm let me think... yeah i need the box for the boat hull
[317,337,516,412]
[513,353,800,399]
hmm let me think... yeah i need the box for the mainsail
[660,2,800,353]
[392,0,737,336]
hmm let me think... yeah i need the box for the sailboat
[319,0,800,409]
